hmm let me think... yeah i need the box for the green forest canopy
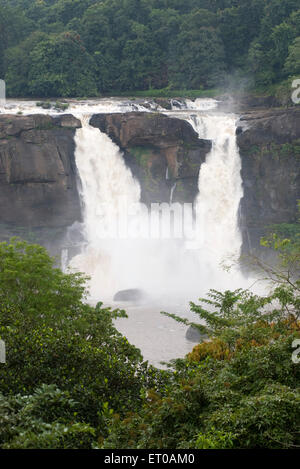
[0,0,300,97]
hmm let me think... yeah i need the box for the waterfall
[1,97,254,366]
[69,102,246,303]
[69,116,201,302]
[69,116,143,300]
[187,110,244,288]
[72,115,141,243]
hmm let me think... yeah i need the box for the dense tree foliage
[0,239,165,446]
[0,0,299,96]
[103,234,300,450]
[0,232,299,448]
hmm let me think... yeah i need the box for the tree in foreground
[1,234,300,449]
[0,238,164,448]
[103,230,300,449]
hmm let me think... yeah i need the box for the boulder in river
[185,325,208,343]
[113,288,147,302]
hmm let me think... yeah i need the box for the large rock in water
[90,112,212,204]
[113,288,147,302]
[0,114,82,246]
[185,325,208,343]
[237,108,300,254]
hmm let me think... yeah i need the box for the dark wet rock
[185,325,208,343]
[0,114,82,242]
[153,98,172,110]
[53,114,82,128]
[113,288,147,302]
[237,108,300,254]
[216,93,281,113]
[90,112,211,204]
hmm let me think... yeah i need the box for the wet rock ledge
[90,112,212,204]
[0,114,82,246]
[237,107,300,253]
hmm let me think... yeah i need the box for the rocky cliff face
[90,112,211,204]
[1,107,299,260]
[0,114,82,247]
[237,108,300,253]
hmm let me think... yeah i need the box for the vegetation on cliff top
[0,0,300,98]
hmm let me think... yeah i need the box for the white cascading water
[70,118,199,302]
[69,116,143,300]
[69,101,246,304]
[187,111,244,290]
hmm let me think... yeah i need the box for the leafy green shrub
[0,384,96,449]
[0,239,160,442]
[54,101,69,111]
[102,226,300,449]
[206,383,300,449]
[103,332,300,449]
[36,101,52,109]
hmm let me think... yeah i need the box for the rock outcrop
[185,325,208,343]
[0,114,82,246]
[237,108,300,253]
[113,288,148,302]
[90,112,211,204]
